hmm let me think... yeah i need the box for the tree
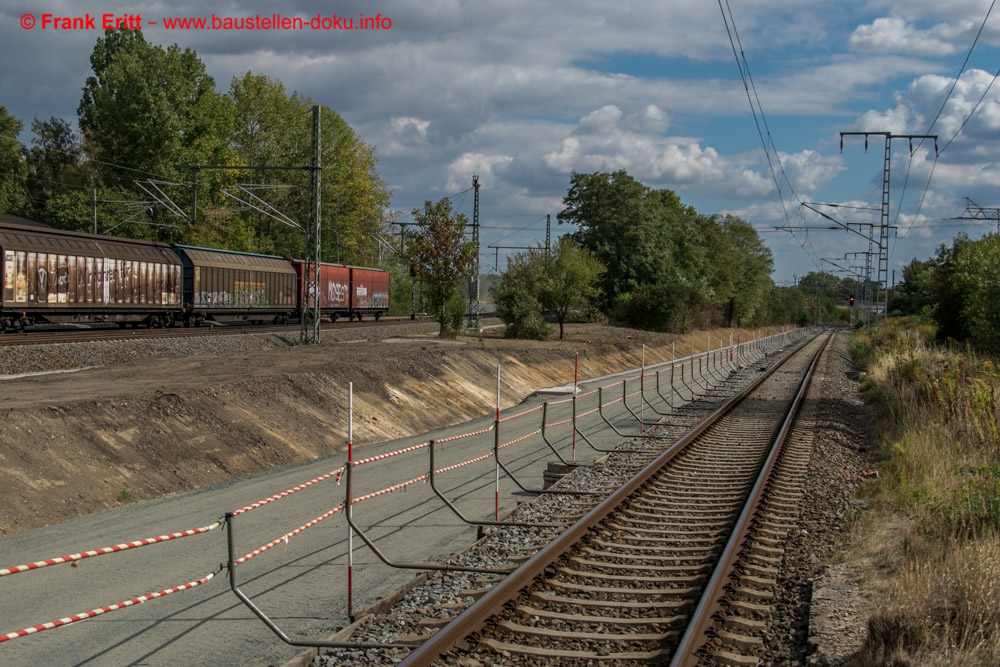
[404,198,476,338]
[539,236,604,339]
[24,116,87,221]
[888,258,937,317]
[78,29,232,241]
[492,250,548,340]
[493,237,604,340]
[559,170,671,309]
[0,106,26,215]
[712,215,774,327]
[928,235,973,344]
[948,233,1000,353]
[223,72,391,261]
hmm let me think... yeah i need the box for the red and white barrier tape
[499,429,541,449]
[498,404,543,423]
[435,424,494,444]
[434,451,493,474]
[351,441,429,467]
[231,468,344,516]
[0,571,215,643]
[351,474,429,503]
[235,505,344,565]
[0,523,220,578]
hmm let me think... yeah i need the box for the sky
[3,0,1000,286]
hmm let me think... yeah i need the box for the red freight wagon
[349,267,390,320]
[0,222,182,331]
[293,261,389,322]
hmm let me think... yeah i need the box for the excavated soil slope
[0,322,763,535]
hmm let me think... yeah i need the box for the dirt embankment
[0,323,764,535]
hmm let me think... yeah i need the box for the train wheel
[329,313,338,323]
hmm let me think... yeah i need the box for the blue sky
[3,0,1000,285]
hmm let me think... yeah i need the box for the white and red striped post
[572,353,579,462]
[346,382,354,621]
[670,341,675,412]
[640,345,645,433]
[495,365,501,521]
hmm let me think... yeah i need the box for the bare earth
[0,322,748,537]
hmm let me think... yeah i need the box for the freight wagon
[0,219,391,332]
[173,245,298,326]
[292,262,390,322]
[0,222,182,332]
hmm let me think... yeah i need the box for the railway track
[0,315,427,346]
[397,330,831,666]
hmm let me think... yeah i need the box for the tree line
[890,232,1000,354]
[493,170,777,339]
[0,29,390,266]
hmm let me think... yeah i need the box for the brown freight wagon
[173,245,297,326]
[0,222,182,332]
[292,261,390,321]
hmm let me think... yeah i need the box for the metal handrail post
[343,460,513,572]
[427,441,562,528]
[225,512,401,649]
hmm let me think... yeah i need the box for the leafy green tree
[539,236,604,339]
[79,29,232,185]
[621,283,703,332]
[559,170,673,309]
[24,116,87,221]
[225,72,391,261]
[888,258,937,317]
[558,170,742,330]
[404,198,477,338]
[492,236,604,340]
[765,285,812,326]
[0,106,26,215]
[492,250,548,340]
[708,215,774,326]
[948,234,1000,353]
[929,235,973,344]
[77,29,232,241]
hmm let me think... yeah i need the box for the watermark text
[19,12,392,32]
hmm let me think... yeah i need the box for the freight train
[0,220,389,332]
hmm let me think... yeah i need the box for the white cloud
[445,153,514,191]
[849,17,959,56]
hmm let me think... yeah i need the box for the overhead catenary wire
[718,0,823,273]
[889,1,996,257]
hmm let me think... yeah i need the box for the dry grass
[846,320,1000,665]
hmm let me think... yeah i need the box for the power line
[718,0,822,273]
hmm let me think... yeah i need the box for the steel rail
[398,332,816,667]
[668,330,832,666]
